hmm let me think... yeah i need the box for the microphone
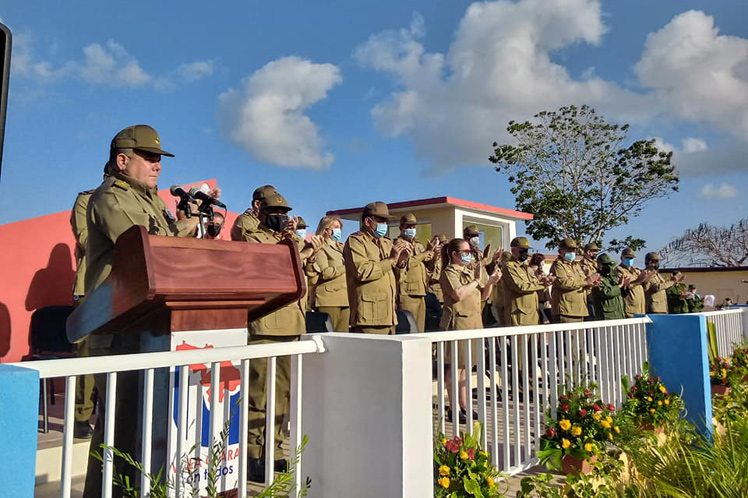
[189,187,226,208]
[170,185,194,200]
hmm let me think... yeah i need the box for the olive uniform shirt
[550,259,589,319]
[439,263,483,330]
[592,272,625,320]
[580,257,598,309]
[615,266,646,317]
[426,255,445,303]
[394,236,432,298]
[244,226,307,336]
[666,282,689,314]
[71,189,95,298]
[343,231,399,329]
[503,259,546,326]
[645,272,674,314]
[230,209,260,241]
[310,239,348,308]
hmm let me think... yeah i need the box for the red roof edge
[327,196,533,220]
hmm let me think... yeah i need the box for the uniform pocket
[361,291,388,321]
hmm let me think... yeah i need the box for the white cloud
[217,56,342,169]
[73,41,151,87]
[177,61,214,82]
[682,137,708,153]
[699,183,738,199]
[354,2,652,172]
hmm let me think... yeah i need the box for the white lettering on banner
[167,329,247,496]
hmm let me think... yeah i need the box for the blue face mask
[404,228,416,239]
[374,223,388,238]
[564,252,576,262]
[331,228,342,241]
[622,258,634,268]
[295,229,307,239]
[460,253,472,265]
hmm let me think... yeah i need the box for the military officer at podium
[230,184,278,241]
[242,192,322,482]
[81,125,203,498]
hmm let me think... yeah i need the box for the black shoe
[274,459,288,473]
[446,408,467,424]
[461,408,479,421]
[248,457,265,483]
[73,421,93,439]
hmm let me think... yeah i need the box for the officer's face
[119,150,162,188]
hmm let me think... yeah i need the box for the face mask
[599,264,612,275]
[265,214,288,232]
[469,236,479,248]
[331,228,342,241]
[564,252,576,262]
[374,222,388,238]
[460,253,472,265]
[517,250,529,262]
[295,229,307,239]
[404,228,416,239]
[622,258,634,268]
[651,263,660,270]
[206,223,222,238]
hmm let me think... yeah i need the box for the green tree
[489,105,679,249]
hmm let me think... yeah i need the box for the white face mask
[469,236,479,248]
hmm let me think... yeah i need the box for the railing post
[646,314,712,436]
[301,333,433,498]
[0,364,39,496]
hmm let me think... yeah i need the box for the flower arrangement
[730,346,748,377]
[434,423,504,497]
[537,383,619,472]
[621,363,682,428]
[710,356,732,387]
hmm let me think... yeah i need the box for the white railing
[701,308,746,358]
[422,317,651,474]
[14,336,325,498]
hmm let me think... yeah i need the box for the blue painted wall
[0,364,39,497]
[647,314,712,435]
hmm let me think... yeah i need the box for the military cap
[438,234,448,243]
[584,242,600,251]
[688,284,696,290]
[597,253,615,265]
[559,237,578,250]
[621,248,636,258]
[110,125,174,157]
[510,236,531,248]
[645,252,661,262]
[463,225,480,237]
[253,184,276,202]
[297,216,308,228]
[362,201,391,219]
[260,192,292,213]
[400,212,417,225]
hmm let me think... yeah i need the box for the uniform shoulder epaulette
[78,188,97,196]
[112,179,130,191]
[241,209,253,216]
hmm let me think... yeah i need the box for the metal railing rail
[423,317,651,475]
[14,336,326,498]
[701,309,745,358]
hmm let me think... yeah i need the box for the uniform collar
[114,172,157,197]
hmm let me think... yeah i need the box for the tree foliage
[659,219,748,268]
[489,105,679,249]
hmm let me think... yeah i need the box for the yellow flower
[559,419,572,431]
[609,433,614,441]
[439,465,450,476]
[571,426,582,436]
[441,438,448,445]
[650,408,656,414]
[647,396,653,402]
[487,477,495,487]
[659,386,667,393]
[657,400,663,406]
[601,420,611,429]
[438,477,450,488]
[592,413,601,421]
[664,399,670,405]
[562,438,571,449]
[460,451,468,460]
[721,369,727,378]
[614,426,621,434]
[584,443,593,452]
[479,450,488,458]
[605,416,613,424]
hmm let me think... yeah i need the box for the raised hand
[488,268,502,285]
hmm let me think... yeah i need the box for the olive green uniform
[644,272,674,314]
[489,261,509,326]
[616,266,646,317]
[426,255,445,304]
[82,172,193,498]
[309,238,350,331]
[550,259,589,322]
[343,231,399,334]
[580,257,598,317]
[394,236,432,332]
[230,208,260,241]
[503,259,546,326]
[666,282,689,314]
[243,225,307,460]
[70,190,97,425]
[440,263,483,364]
[592,273,625,320]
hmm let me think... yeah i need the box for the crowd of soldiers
[68,124,707,492]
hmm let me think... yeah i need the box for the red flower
[467,448,475,460]
[631,386,638,392]
[559,395,569,401]
[592,404,602,412]
[445,440,460,453]
[578,409,587,417]
[584,389,592,397]
[546,428,556,438]
[560,403,570,412]
[607,403,615,411]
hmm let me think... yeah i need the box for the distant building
[659,266,748,307]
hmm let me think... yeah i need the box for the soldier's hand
[488,269,502,285]
[586,273,602,287]
[473,261,482,280]
[620,275,631,288]
[208,187,222,200]
[544,274,556,286]
[483,243,492,259]
[427,236,439,253]
[492,248,504,262]
[308,234,324,253]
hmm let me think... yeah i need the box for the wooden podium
[66,225,307,494]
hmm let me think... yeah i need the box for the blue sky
[0,0,746,257]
